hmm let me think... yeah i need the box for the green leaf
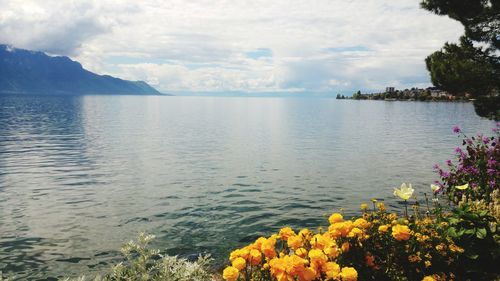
[467,254,480,260]
[476,228,487,239]
[464,229,475,235]
[447,227,458,237]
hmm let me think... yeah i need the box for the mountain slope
[0,45,161,95]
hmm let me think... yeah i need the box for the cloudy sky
[0,0,463,94]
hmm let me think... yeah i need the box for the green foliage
[420,0,499,119]
[420,0,500,50]
[442,203,500,279]
[425,37,498,97]
[61,233,213,281]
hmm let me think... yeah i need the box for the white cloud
[0,0,464,93]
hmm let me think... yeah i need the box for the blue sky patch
[245,48,273,59]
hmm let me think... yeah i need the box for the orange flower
[298,266,317,281]
[392,224,411,241]
[365,253,376,268]
[279,227,296,240]
[341,242,350,253]
[295,247,308,258]
[261,238,277,259]
[249,249,262,265]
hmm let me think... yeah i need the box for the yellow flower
[449,244,464,253]
[360,203,368,210]
[347,227,363,238]
[287,235,303,250]
[408,254,422,263]
[308,249,327,266]
[324,262,340,279]
[378,225,389,233]
[324,244,339,259]
[392,224,411,241]
[353,218,370,229]
[222,266,239,281]
[455,183,469,190]
[298,228,312,239]
[295,247,308,258]
[310,233,333,250]
[329,213,343,224]
[394,183,414,200]
[232,257,246,271]
[261,238,276,259]
[279,227,296,240]
[422,276,436,281]
[435,244,445,251]
[377,202,386,212]
[249,249,262,265]
[425,260,431,267]
[430,184,440,192]
[229,248,249,261]
[340,267,358,281]
[299,266,317,281]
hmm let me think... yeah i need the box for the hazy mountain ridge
[0,44,162,95]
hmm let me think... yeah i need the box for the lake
[0,95,495,279]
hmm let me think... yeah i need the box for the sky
[0,0,463,95]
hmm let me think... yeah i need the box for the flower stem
[404,200,408,219]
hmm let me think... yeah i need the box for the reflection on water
[0,95,495,279]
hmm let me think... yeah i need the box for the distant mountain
[0,44,162,95]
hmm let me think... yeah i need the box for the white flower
[430,184,440,193]
[393,183,414,200]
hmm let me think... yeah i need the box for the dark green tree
[421,0,499,119]
[425,37,498,97]
[421,0,500,51]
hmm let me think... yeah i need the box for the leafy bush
[62,233,213,281]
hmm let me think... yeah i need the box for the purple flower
[446,159,452,166]
[432,164,440,170]
[454,147,462,154]
[452,125,461,134]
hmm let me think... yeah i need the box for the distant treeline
[336,87,471,102]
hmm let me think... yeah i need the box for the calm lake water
[0,95,495,279]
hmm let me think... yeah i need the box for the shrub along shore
[2,124,499,281]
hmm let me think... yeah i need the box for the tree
[421,0,499,51]
[425,37,498,97]
[421,0,499,118]
[352,90,362,100]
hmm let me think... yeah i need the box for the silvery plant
[61,233,214,281]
